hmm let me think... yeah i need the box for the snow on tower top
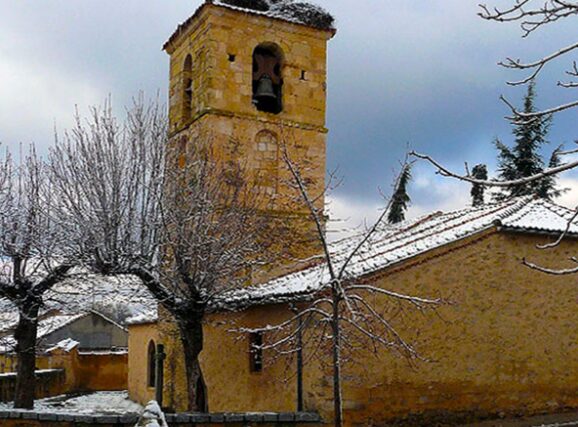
[164,0,335,51]
[214,0,335,30]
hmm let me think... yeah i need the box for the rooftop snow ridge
[213,0,335,30]
[217,197,576,310]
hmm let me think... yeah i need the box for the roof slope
[220,198,578,309]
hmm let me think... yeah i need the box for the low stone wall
[0,369,65,403]
[0,411,321,426]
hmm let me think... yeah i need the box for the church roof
[218,197,578,310]
[164,0,335,51]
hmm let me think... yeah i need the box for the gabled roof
[219,198,578,309]
[0,311,127,354]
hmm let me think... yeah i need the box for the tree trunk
[177,316,208,412]
[331,288,343,427]
[14,303,40,409]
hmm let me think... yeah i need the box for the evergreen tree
[388,163,412,224]
[470,164,488,207]
[494,81,561,200]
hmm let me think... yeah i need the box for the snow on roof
[126,310,159,326]
[46,338,80,353]
[0,274,156,334]
[164,0,335,50]
[218,198,578,309]
[0,313,86,353]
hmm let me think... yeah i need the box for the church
[127,1,578,425]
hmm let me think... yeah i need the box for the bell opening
[252,44,283,114]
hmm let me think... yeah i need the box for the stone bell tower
[163,0,335,267]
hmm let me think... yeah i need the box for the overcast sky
[1,0,577,232]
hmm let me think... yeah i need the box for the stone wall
[0,411,321,426]
[0,347,127,402]
[0,369,65,403]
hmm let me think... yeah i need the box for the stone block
[279,412,295,422]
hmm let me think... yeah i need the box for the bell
[254,75,277,102]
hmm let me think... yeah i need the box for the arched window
[182,55,193,122]
[254,130,279,195]
[252,43,283,114]
[147,340,156,388]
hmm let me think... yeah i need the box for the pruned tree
[387,162,412,224]
[478,1,578,121]
[49,98,272,411]
[0,146,74,408]
[239,147,441,427]
[470,164,488,206]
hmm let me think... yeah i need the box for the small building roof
[0,311,128,354]
[218,197,578,310]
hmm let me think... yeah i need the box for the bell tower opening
[182,55,193,123]
[252,43,283,115]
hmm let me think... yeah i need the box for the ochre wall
[128,323,159,405]
[0,348,127,399]
[146,230,578,425]
[44,347,127,394]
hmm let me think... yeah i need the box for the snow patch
[46,338,79,353]
[0,391,142,415]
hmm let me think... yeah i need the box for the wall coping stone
[0,410,321,424]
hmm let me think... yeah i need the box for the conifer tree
[387,163,412,224]
[494,81,561,200]
[470,164,488,206]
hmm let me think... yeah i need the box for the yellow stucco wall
[133,230,578,425]
[128,322,159,405]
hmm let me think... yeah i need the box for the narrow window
[228,54,236,62]
[148,340,156,388]
[252,43,283,114]
[300,70,307,80]
[183,55,193,122]
[249,332,263,373]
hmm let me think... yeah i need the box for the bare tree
[0,147,74,408]
[238,148,442,427]
[49,98,273,411]
[478,1,578,121]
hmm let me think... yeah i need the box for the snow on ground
[0,391,142,415]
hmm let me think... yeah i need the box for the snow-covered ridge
[213,0,335,30]
[164,0,335,50]
[218,198,577,309]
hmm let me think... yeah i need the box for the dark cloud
[0,0,575,215]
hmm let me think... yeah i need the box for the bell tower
[163,0,335,265]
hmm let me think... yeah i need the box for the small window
[249,332,263,373]
[228,54,236,62]
[147,340,156,388]
[300,70,307,80]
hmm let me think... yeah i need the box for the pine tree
[494,81,560,200]
[470,164,488,207]
[388,164,412,224]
